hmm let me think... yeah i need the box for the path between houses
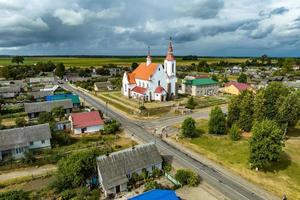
[0,164,57,183]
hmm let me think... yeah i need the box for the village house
[0,123,51,161]
[94,81,114,91]
[224,81,254,95]
[29,77,55,85]
[69,111,104,134]
[46,94,81,108]
[96,142,162,197]
[122,41,177,102]
[181,76,219,96]
[24,99,73,118]
[0,85,22,98]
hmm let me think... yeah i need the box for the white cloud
[54,9,84,26]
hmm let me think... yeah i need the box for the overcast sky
[0,0,300,56]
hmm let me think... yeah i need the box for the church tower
[146,46,152,66]
[164,38,177,99]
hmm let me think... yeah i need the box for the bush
[229,123,241,141]
[152,168,162,178]
[15,117,26,127]
[144,181,163,192]
[60,189,76,200]
[0,190,29,200]
[181,117,197,138]
[22,150,36,164]
[208,106,226,135]
[185,96,197,109]
[102,120,120,134]
[52,131,73,146]
[175,169,200,187]
[162,162,172,173]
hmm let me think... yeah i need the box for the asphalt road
[64,84,277,200]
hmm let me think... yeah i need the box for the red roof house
[224,81,254,95]
[69,111,104,134]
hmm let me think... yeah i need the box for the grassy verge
[173,119,300,199]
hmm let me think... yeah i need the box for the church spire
[146,46,152,66]
[166,37,175,61]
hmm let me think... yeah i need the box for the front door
[116,185,120,193]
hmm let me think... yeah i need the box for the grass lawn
[174,119,300,199]
[177,95,228,109]
[0,57,251,67]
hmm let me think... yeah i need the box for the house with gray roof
[0,123,51,160]
[96,142,162,197]
[0,85,22,98]
[24,99,73,118]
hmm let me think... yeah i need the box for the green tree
[55,62,66,78]
[51,106,65,119]
[238,91,254,132]
[237,73,247,83]
[38,112,54,124]
[11,56,24,65]
[229,123,241,141]
[175,169,200,187]
[51,149,101,192]
[211,74,218,82]
[131,62,139,71]
[208,106,226,135]
[102,120,120,134]
[276,92,300,127]
[185,96,197,109]
[264,82,290,120]
[22,150,36,164]
[181,117,197,138]
[0,190,29,200]
[227,96,241,127]
[253,90,266,122]
[249,120,284,170]
[15,117,26,127]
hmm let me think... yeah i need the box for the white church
[122,40,177,102]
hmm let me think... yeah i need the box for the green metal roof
[183,78,218,86]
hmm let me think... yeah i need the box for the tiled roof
[70,111,104,129]
[225,81,250,91]
[154,86,165,94]
[132,86,147,94]
[183,78,218,86]
[129,63,158,81]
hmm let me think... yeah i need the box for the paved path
[64,84,279,200]
[0,164,57,182]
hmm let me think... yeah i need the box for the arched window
[172,63,174,73]
[158,80,160,86]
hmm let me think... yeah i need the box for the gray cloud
[0,0,299,56]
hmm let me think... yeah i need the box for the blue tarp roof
[128,189,179,200]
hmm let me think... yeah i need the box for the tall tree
[55,62,66,78]
[276,92,300,127]
[237,73,247,83]
[253,90,267,122]
[249,120,284,170]
[181,117,197,138]
[238,91,254,131]
[208,106,226,135]
[131,62,139,71]
[11,56,24,65]
[264,82,290,120]
[227,96,241,127]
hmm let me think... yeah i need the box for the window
[16,148,19,154]
[172,63,174,73]
[159,67,160,71]
[30,141,34,146]
[124,84,127,92]
[41,140,45,144]
[158,80,160,86]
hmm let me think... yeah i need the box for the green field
[175,119,300,199]
[0,56,250,67]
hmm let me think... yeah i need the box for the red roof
[128,63,158,82]
[132,86,147,94]
[70,111,104,129]
[225,81,250,91]
[166,41,175,61]
[154,86,165,93]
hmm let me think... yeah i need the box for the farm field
[173,119,300,199]
[0,56,251,67]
